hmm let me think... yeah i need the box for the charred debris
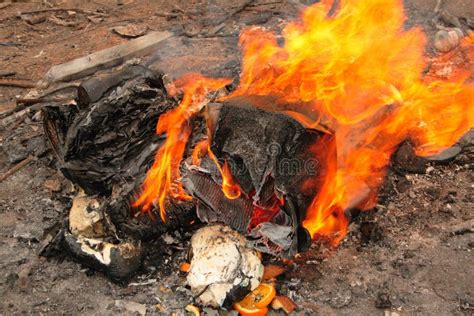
[39,63,468,285]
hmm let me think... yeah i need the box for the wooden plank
[45,31,173,82]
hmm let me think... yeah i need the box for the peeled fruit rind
[234,283,276,316]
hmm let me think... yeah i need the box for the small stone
[329,289,352,308]
[434,28,463,53]
[458,129,474,148]
[7,147,28,164]
[392,142,427,174]
[26,136,48,157]
[426,166,435,174]
[13,223,43,241]
[22,14,46,25]
[375,292,392,309]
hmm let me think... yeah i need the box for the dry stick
[434,0,443,13]
[184,1,254,38]
[0,71,16,78]
[16,97,65,105]
[212,0,255,25]
[0,155,35,182]
[20,8,78,14]
[92,0,138,18]
[32,17,140,47]
[0,97,67,120]
[0,80,36,88]
[249,1,283,7]
[0,3,11,10]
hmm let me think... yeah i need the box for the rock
[26,136,48,157]
[359,221,382,245]
[458,129,474,148]
[187,224,264,308]
[375,292,392,309]
[329,289,352,308]
[425,144,462,163]
[113,24,148,38]
[115,300,146,315]
[434,28,463,53]
[7,146,28,164]
[13,223,44,241]
[392,141,427,174]
[21,14,46,25]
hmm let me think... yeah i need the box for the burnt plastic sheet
[43,67,196,240]
[182,167,254,232]
[212,96,335,223]
[43,76,174,196]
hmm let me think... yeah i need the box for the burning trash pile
[40,0,473,314]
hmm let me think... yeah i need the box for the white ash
[187,224,263,308]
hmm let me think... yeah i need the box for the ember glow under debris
[134,0,474,244]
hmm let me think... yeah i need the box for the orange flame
[204,142,242,200]
[133,74,231,221]
[224,0,473,242]
[135,0,473,245]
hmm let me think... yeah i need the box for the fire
[191,138,242,199]
[206,143,242,200]
[225,0,473,243]
[135,0,473,244]
[132,74,231,221]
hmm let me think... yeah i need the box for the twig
[92,0,138,18]
[155,12,180,18]
[249,1,282,7]
[16,97,66,106]
[212,0,254,26]
[0,71,16,78]
[0,3,11,10]
[38,82,80,98]
[30,17,140,47]
[434,0,443,13]
[0,155,35,182]
[0,80,36,88]
[20,8,85,15]
[0,97,67,120]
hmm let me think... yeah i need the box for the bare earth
[1,0,473,315]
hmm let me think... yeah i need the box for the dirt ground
[1,0,473,315]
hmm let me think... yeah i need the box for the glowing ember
[135,0,473,244]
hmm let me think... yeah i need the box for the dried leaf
[113,24,148,38]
